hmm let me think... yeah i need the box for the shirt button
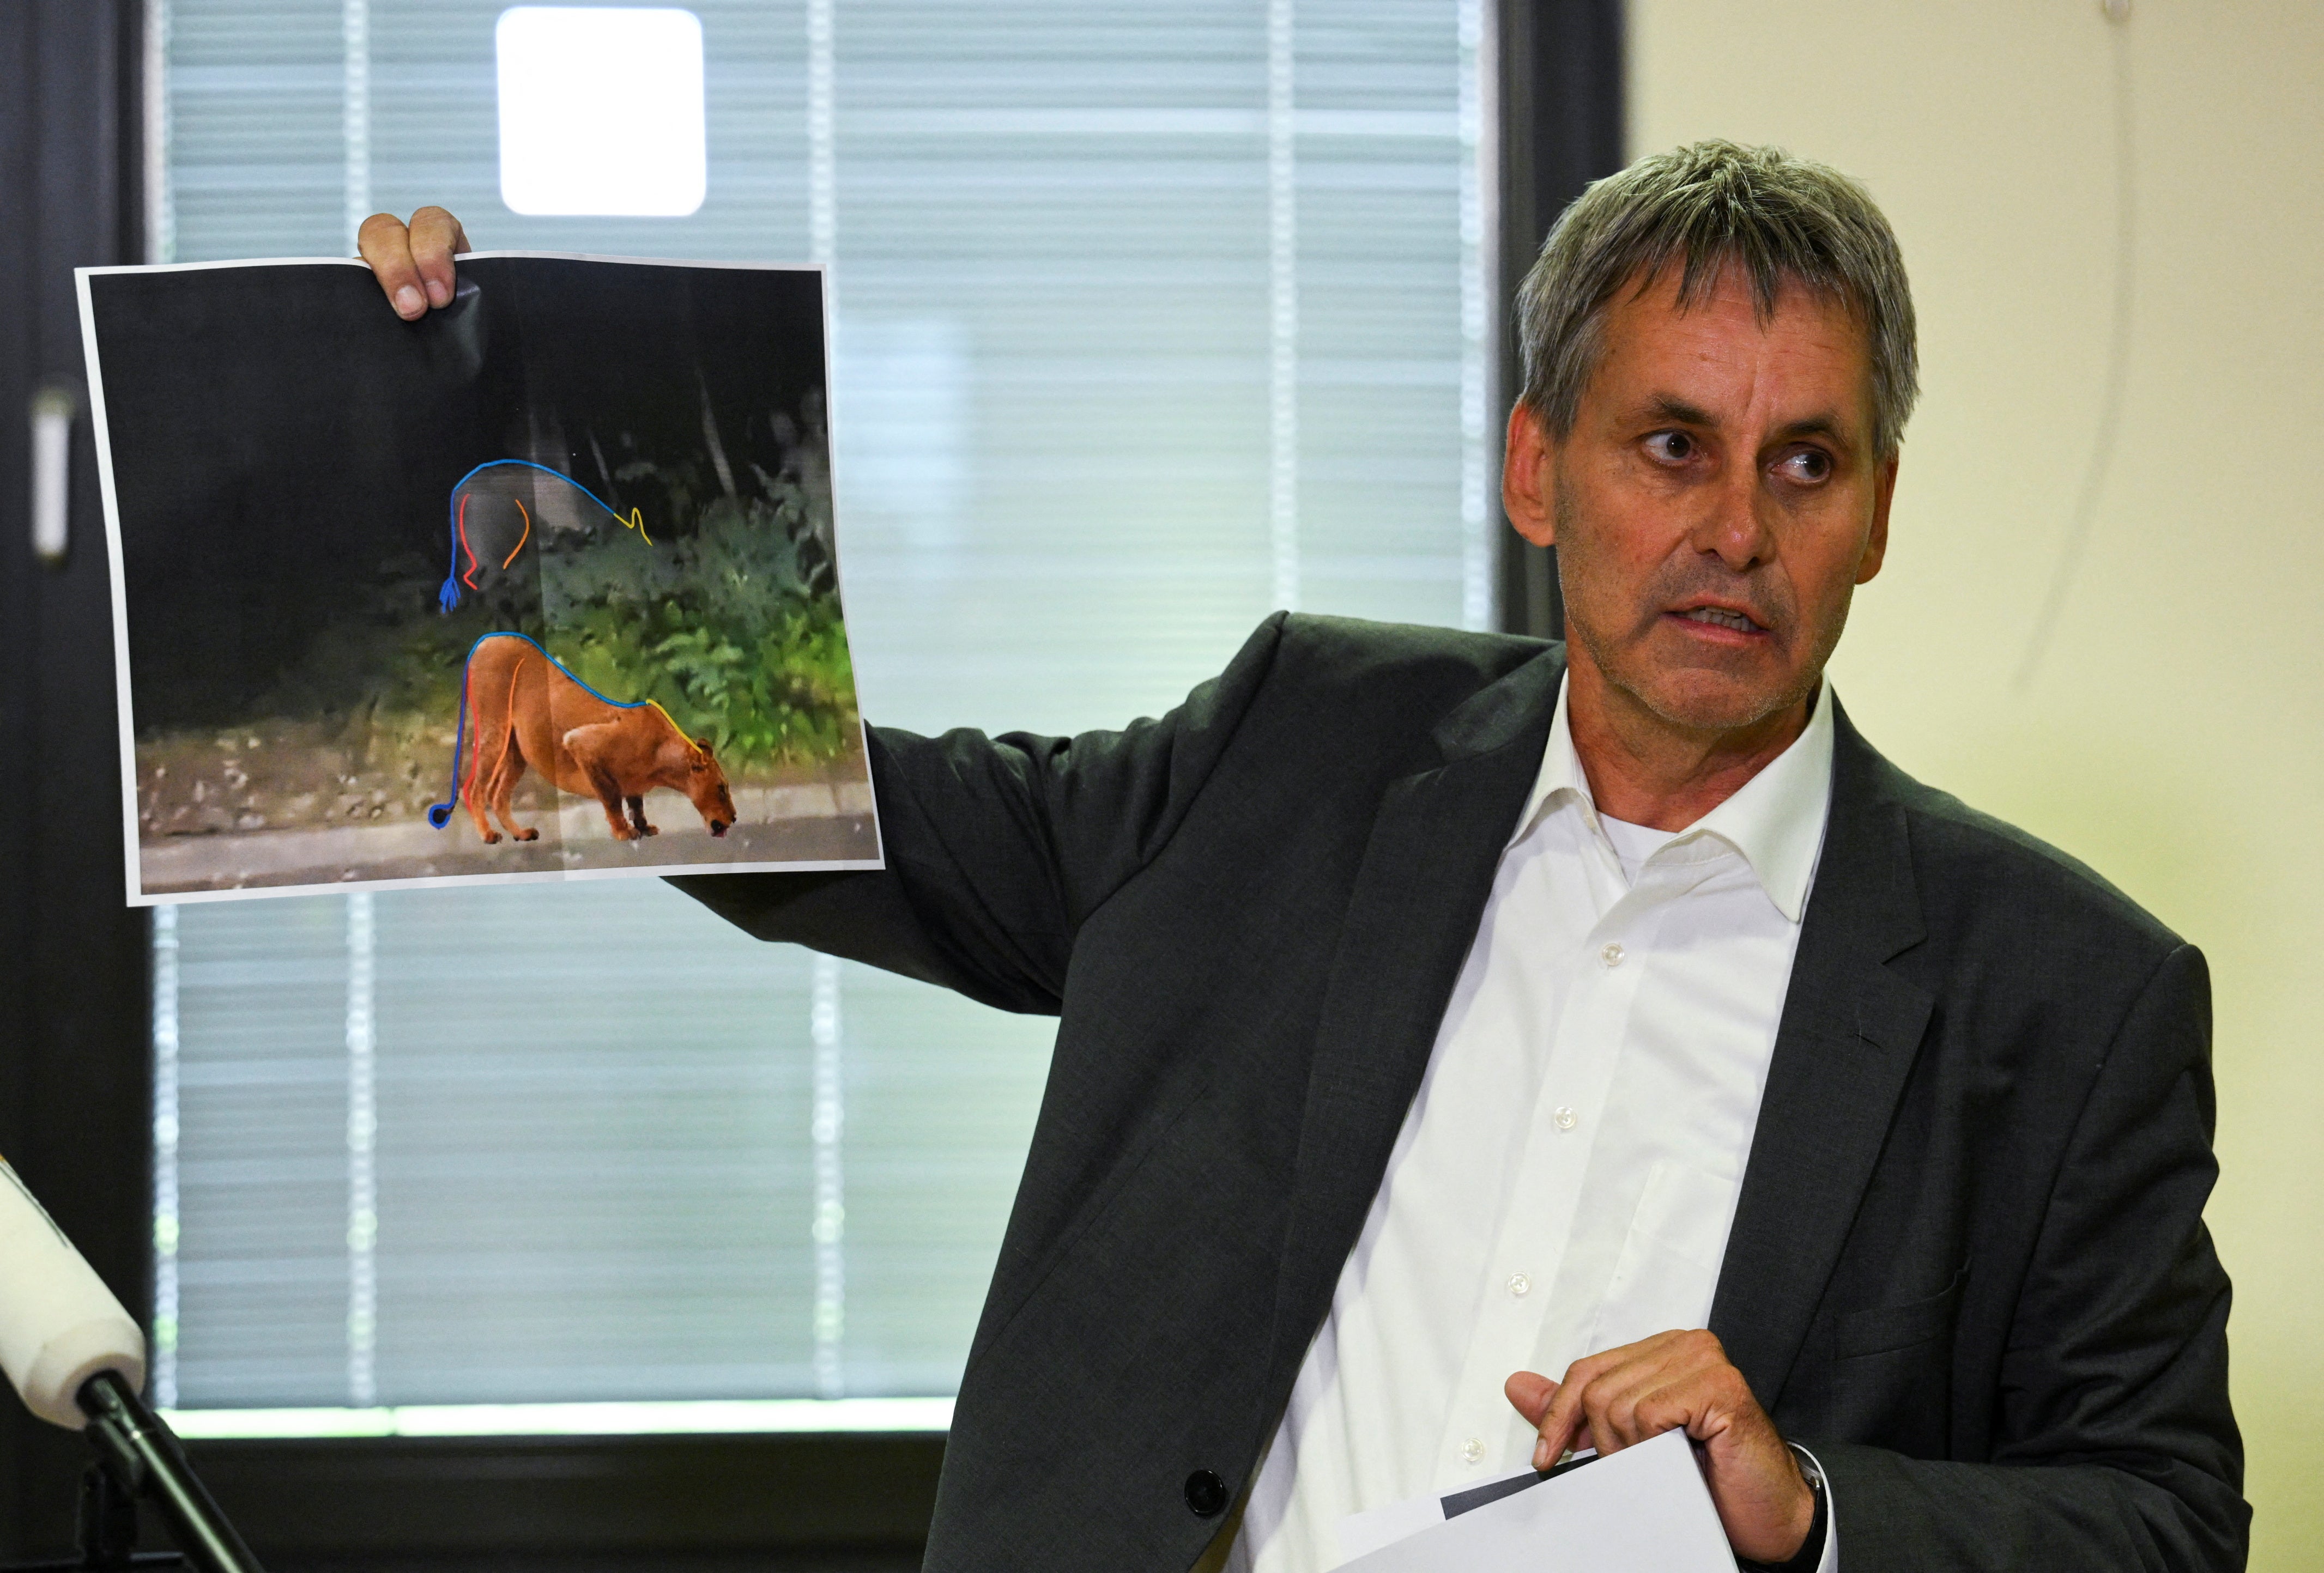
[1600,942,1625,968]
[1507,1272,1531,1297]
[1553,1106,1578,1132]
[1461,1438,1486,1465]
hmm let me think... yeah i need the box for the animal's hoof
[516,829,540,842]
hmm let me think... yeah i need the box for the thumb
[1504,1370,1558,1428]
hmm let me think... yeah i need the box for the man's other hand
[357,207,470,319]
[1505,1329,1814,1564]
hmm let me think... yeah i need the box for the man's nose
[1691,463,1775,572]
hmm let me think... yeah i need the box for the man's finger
[1530,1362,1601,1468]
[407,207,470,309]
[1575,1352,1671,1455]
[356,211,428,320]
[1503,1370,1557,1429]
[1524,1333,1687,1467]
[1604,1361,1714,1451]
[1589,1373,1650,1452]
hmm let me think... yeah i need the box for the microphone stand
[2,1372,264,1573]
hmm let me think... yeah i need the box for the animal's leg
[588,764,636,839]
[490,739,539,842]
[625,795,658,837]
[463,723,504,843]
[562,722,638,840]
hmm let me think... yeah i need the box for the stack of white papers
[1330,1429,1732,1570]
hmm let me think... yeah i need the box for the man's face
[1504,265,1896,736]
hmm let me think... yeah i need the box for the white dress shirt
[1224,677,1839,1573]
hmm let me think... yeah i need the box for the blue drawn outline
[437,459,649,614]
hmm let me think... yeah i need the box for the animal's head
[683,739,736,837]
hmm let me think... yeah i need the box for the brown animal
[457,634,737,845]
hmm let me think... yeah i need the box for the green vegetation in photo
[480,424,857,775]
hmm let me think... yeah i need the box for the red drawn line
[501,497,531,568]
[458,493,480,589]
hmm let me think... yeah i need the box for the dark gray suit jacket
[677,614,2246,1571]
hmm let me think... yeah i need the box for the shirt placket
[1429,826,1673,1484]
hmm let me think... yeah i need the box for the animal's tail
[424,647,477,830]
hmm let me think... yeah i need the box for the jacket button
[1183,1469,1228,1518]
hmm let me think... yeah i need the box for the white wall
[1628,2,2324,1563]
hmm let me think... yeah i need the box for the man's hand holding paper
[358,205,469,319]
[1506,1330,1817,1565]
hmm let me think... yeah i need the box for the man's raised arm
[670,611,1286,1015]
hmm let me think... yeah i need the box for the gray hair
[1516,140,1919,458]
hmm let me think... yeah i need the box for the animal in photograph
[438,631,737,846]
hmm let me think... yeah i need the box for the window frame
[0,1,1621,1561]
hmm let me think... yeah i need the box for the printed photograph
[81,253,880,902]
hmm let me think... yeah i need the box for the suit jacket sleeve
[668,612,1286,1015]
[1815,942,2248,1570]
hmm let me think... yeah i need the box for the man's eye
[1778,448,1833,483]
[1645,431,1695,463]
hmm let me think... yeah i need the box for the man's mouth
[1675,605,1764,634]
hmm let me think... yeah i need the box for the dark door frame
[0,4,1625,1564]
[0,0,155,1557]
[1494,0,1625,640]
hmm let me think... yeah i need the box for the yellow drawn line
[643,700,706,760]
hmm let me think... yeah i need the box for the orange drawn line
[501,653,529,797]
[501,497,531,568]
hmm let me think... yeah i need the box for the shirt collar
[1511,673,1836,924]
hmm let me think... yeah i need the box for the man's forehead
[1596,265,1876,431]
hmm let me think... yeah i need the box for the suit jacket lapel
[1709,701,1934,1407]
[1266,645,1566,1377]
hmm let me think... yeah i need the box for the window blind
[149,0,1492,1425]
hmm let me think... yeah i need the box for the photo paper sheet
[77,252,881,904]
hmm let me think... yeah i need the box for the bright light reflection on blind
[149,0,1489,1419]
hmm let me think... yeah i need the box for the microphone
[0,1157,143,1430]
[1,1157,265,1573]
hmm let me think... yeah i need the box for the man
[362,141,2245,1570]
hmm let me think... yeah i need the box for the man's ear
[1502,403,1558,548]
[1857,451,1899,585]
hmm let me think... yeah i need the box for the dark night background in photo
[91,257,830,729]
